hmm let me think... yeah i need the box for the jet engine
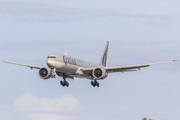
[92,68,107,80]
[38,68,52,79]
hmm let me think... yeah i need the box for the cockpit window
[47,56,56,59]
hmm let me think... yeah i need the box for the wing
[105,60,177,73]
[4,60,43,69]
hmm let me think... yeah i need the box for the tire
[97,82,99,87]
[91,81,95,87]
[66,82,69,87]
[60,81,65,87]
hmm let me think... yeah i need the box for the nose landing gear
[52,74,56,78]
[51,69,56,78]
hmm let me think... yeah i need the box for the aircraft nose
[47,60,56,68]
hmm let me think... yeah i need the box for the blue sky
[0,0,180,120]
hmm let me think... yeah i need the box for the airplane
[4,41,176,87]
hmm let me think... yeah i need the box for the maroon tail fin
[100,41,109,67]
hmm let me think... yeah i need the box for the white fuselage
[4,41,175,87]
[46,53,104,79]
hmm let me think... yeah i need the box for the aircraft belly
[71,74,92,80]
[56,64,79,74]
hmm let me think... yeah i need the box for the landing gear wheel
[65,81,69,87]
[91,81,95,87]
[60,73,70,87]
[91,80,100,87]
[52,74,56,78]
[60,81,65,87]
[96,82,99,87]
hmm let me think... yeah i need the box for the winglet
[4,60,6,62]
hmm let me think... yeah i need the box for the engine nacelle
[92,68,107,80]
[38,68,52,79]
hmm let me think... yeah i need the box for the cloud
[0,111,16,120]
[0,2,107,23]
[14,93,80,112]
[28,114,78,120]
[0,1,176,23]
[0,40,82,52]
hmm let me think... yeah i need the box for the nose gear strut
[51,69,56,78]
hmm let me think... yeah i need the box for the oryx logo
[102,45,108,67]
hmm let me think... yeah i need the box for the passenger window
[47,56,56,59]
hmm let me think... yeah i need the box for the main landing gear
[91,80,99,87]
[60,74,69,87]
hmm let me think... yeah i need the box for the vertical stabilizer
[100,41,109,67]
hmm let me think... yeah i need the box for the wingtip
[3,60,9,63]
[172,60,178,62]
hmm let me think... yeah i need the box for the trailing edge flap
[107,69,137,73]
